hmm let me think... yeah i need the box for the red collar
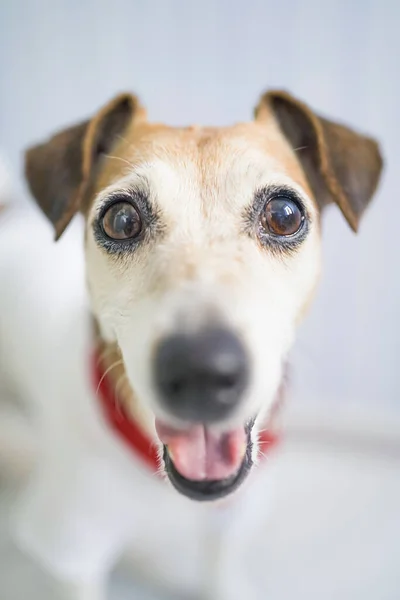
[93,350,279,473]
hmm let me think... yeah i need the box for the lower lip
[162,426,254,501]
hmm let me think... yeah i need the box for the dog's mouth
[155,419,254,501]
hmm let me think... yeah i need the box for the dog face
[25,91,383,500]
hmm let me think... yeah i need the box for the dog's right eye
[101,201,142,240]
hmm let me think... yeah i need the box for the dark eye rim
[260,194,306,239]
[92,188,159,256]
[99,198,143,242]
[245,185,311,255]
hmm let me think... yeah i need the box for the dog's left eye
[260,196,304,237]
[101,201,142,240]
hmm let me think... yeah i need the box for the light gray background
[1,0,399,413]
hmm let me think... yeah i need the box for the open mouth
[156,419,255,501]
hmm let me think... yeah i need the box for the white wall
[0,0,398,412]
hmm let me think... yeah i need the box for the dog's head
[25,91,383,500]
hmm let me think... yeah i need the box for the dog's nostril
[168,372,235,396]
[153,328,249,423]
[168,380,185,395]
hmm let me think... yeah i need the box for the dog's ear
[25,93,141,239]
[255,90,383,232]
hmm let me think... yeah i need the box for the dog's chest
[55,313,248,593]
[122,477,220,592]
[13,304,274,598]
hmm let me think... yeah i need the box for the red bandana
[93,350,279,472]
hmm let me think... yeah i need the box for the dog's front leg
[201,510,260,600]
[200,503,246,600]
[201,470,276,600]
[11,434,133,600]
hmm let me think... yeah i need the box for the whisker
[293,145,308,153]
[103,153,136,170]
[115,133,131,145]
[115,133,138,156]
[95,359,124,395]
[257,427,269,435]
[96,345,121,366]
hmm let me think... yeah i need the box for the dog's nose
[153,328,249,423]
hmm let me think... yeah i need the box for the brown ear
[255,90,383,232]
[25,93,141,239]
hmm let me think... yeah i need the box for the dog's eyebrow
[102,153,137,170]
[96,175,154,214]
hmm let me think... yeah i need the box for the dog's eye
[101,201,142,240]
[260,196,304,237]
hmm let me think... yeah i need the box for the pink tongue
[155,420,247,481]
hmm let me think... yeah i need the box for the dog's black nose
[153,328,249,423]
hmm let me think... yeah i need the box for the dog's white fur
[0,205,282,600]
[86,126,321,438]
[0,92,382,599]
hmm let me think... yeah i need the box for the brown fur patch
[24,90,383,239]
[25,94,140,239]
[94,115,311,210]
[256,91,383,231]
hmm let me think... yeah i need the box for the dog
[0,90,382,599]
